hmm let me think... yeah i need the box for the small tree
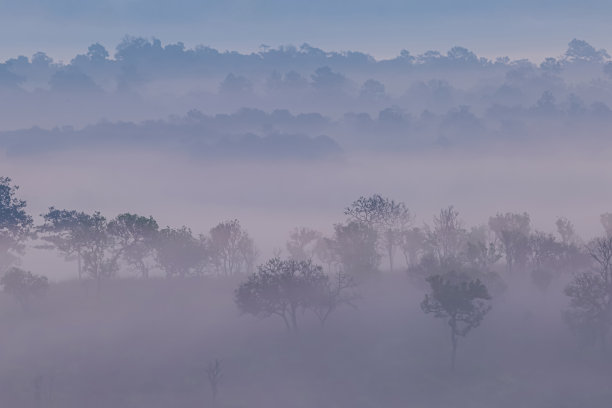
[235,258,328,333]
[421,273,492,371]
[0,177,34,270]
[0,267,49,310]
[206,359,222,407]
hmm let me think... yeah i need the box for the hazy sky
[1,0,611,62]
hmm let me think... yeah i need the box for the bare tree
[564,236,612,350]
[209,219,255,276]
[206,359,222,407]
[427,206,466,266]
[312,271,360,327]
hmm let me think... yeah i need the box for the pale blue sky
[0,0,610,62]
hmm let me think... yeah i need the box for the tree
[421,273,492,371]
[311,271,359,327]
[312,236,339,273]
[39,209,117,294]
[427,206,466,266]
[0,267,49,310]
[333,221,380,279]
[556,217,579,245]
[235,258,329,333]
[600,213,612,238]
[286,227,322,261]
[345,194,411,272]
[154,226,205,278]
[206,359,222,407]
[108,213,159,278]
[0,177,34,270]
[488,212,531,274]
[565,236,612,350]
[209,219,256,276]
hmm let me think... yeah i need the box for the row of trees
[3,177,612,367]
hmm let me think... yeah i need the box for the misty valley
[1,178,612,407]
[2,34,612,407]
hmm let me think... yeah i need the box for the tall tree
[108,213,159,278]
[209,220,256,276]
[0,177,33,270]
[488,212,531,274]
[345,194,411,272]
[427,206,466,266]
[40,209,117,293]
[421,273,492,371]
[333,221,380,279]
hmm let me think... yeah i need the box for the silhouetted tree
[40,209,117,294]
[0,267,48,310]
[155,226,205,278]
[209,219,256,276]
[235,258,328,333]
[334,221,380,279]
[0,177,33,270]
[206,359,222,407]
[421,273,492,371]
[556,216,580,245]
[565,237,612,350]
[399,227,427,267]
[286,227,322,261]
[312,271,359,327]
[427,206,466,266]
[489,212,531,274]
[108,213,159,278]
[345,194,411,272]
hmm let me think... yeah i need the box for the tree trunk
[77,253,82,280]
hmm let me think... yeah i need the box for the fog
[2,36,612,407]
